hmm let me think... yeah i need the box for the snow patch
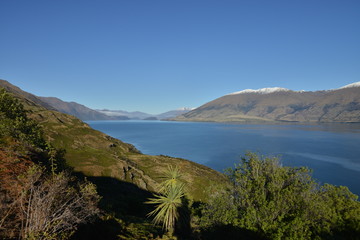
[228,87,291,95]
[339,81,360,89]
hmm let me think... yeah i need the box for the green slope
[0,79,226,201]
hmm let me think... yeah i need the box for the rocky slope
[175,83,360,123]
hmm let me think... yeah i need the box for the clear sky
[1,0,359,114]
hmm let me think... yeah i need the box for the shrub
[200,153,360,239]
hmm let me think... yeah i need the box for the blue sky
[1,0,359,114]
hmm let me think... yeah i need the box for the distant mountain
[98,107,193,120]
[38,97,127,121]
[156,107,193,120]
[0,79,190,121]
[37,97,191,121]
[97,109,152,120]
[174,82,360,123]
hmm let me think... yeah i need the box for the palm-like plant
[146,183,185,232]
[158,165,182,193]
[146,165,185,233]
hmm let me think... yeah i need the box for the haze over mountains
[174,82,360,123]
[97,108,193,120]
[39,97,192,121]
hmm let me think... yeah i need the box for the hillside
[174,83,360,123]
[0,79,228,239]
[0,79,225,201]
[39,97,120,121]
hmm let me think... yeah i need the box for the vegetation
[147,166,185,233]
[0,89,100,239]
[197,153,360,239]
[0,84,226,239]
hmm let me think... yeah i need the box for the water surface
[87,120,360,196]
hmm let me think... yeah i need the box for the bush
[0,165,100,240]
[200,153,360,240]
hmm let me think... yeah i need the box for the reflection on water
[285,152,360,172]
[87,120,360,196]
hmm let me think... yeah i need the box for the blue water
[87,120,360,196]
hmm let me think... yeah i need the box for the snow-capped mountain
[175,82,360,123]
[228,87,292,95]
[339,81,360,89]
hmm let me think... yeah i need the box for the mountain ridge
[38,96,191,121]
[174,82,360,123]
[38,96,121,121]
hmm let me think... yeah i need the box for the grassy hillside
[0,79,228,239]
[0,80,226,201]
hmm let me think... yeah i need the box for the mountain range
[3,78,359,124]
[37,96,192,121]
[174,82,360,123]
[97,108,193,120]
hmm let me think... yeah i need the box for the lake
[87,120,360,196]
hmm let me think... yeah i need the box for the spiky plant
[146,165,185,233]
[158,165,182,193]
[146,183,185,232]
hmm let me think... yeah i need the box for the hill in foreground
[0,79,225,200]
[0,79,226,239]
